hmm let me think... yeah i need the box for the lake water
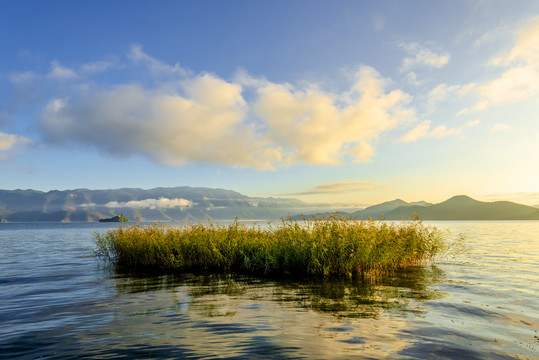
[0,221,538,359]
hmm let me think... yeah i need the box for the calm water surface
[0,221,538,359]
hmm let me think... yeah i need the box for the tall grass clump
[94,217,445,278]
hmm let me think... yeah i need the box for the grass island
[94,216,446,278]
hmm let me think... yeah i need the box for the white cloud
[11,60,112,84]
[398,120,462,143]
[428,83,452,103]
[461,17,539,113]
[47,61,77,80]
[103,197,194,210]
[399,42,449,71]
[398,120,431,143]
[491,17,539,67]
[491,123,510,132]
[232,67,270,88]
[255,66,416,165]
[404,71,423,87]
[430,125,462,138]
[80,60,115,73]
[41,62,417,169]
[41,75,281,170]
[426,83,475,114]
[128,44,186,77]
[0,132,33,161]
[474,24,512,48]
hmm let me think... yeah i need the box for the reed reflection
[112,265,446,319]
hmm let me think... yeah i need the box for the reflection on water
[114,267,446,320]
[99,268,448,359]
[1,221,538,359]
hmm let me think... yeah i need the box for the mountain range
[1,187,538,222]
[0,187,307,222]
[295,195,539,221]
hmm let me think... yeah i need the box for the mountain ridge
[0,186,305,222]
[383,195,539,220]
[1,188,538,222]
[294,195,539,221]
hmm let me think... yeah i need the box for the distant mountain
[293,195,539,221]
[384,195,539,220]
[291,199,434,220]
[350,199,432,219]
[0,187,308,222]
[2,189,538,222]
[351,199,407,218]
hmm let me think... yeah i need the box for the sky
[1,0,539,208]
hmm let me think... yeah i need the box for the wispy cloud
[10,59,114,85]
[232,67,270,88]
[427,83,475,114]
[128,44,187,77]
[430,125,463,138]
[460,17,539,114]
[473,23,512,48]
[397,121,430,142]
[0,132,33,161]
[398,120,462,143]
[47,61,77,80]
[403,71,423,87]
[80,59,115,73]
[83,197,195,210]
[288,180,390,196]
[10,71,37,84]
[399,42,449,71]
[491,123,510,132]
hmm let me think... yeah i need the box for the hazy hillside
[384,195,539,220]
[292,199,433,220]
[351,199,431,219]
[0,187,307,222]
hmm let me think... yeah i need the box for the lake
[1,221,538,359]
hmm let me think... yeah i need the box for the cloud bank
[103,197,194,210]
[40,47,417,169]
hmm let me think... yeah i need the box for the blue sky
[1,0,539,207]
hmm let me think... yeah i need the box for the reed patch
[94,217,445,277]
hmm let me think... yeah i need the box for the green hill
[384,195,539,220]
[350,199,427,219]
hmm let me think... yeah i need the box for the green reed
[94,216,445,277]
